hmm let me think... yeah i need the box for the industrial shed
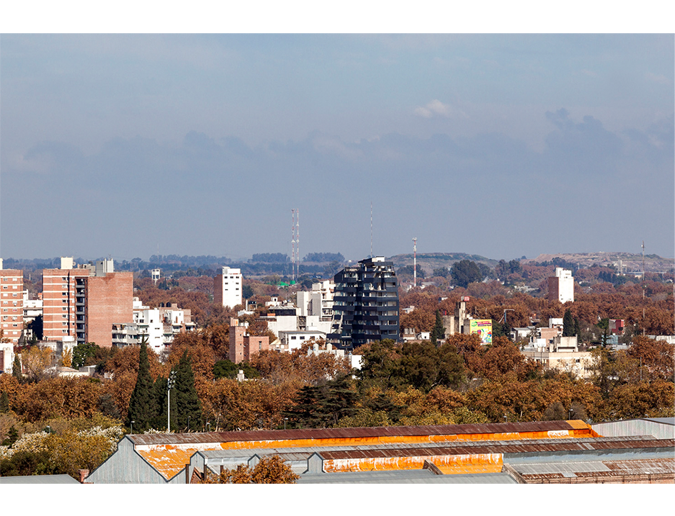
[593,417,675,439]
[84,420,674,484]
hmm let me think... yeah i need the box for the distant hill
[387,253,498,276]
[524,252,674,274]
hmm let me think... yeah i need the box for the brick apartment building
[229,317,269,364]
[42,257,133,347]
[0,259,24,345]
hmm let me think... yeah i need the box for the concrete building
[229,317,269,364]
[548,267,574,303]
[0,341,15,374]
[278,330,327,351]
[214,267,242,309]
[112,299,195,353]
[0,262,23,345]
[42,257,133,347]
[328,257,399,351]
[521,335,595,379]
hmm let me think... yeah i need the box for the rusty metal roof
[516,458,675,481]
[317,438,675,460]
[128,420,580,446]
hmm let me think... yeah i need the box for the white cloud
[414,99,463,119]
[646,72,670,85]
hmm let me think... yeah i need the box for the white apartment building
[112,298,195,353]
[548,267,575,303]
[214,267,242,309]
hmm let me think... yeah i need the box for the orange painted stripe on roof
[213,429,592,451]
[323,453,504,474]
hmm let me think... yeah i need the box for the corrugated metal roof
[0,474,80,484]
[297,471,518,484]
[128,420,580,446]
[317,438,675,460]
[516,458,675,481]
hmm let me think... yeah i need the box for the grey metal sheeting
[0,474,80,484]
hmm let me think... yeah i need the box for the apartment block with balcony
[328,257,399,351]
[0,260,24,345]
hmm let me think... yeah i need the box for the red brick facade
[229,317,269,364]
[42,268,90,342]
[85,272,133,347]
[0,269,23,344]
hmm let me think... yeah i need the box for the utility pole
[167,370,176,433]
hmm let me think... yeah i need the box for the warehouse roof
[297,470,518,484]
[128,420,590,447]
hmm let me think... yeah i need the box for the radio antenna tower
[296,209,300,281]
[370,202,373,259]
[642,240,645,335]
[413,237,418,287]
[291,210,297,283]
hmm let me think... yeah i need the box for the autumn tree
[21,346,54,382]
[203,455,299,484]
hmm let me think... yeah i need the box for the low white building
[278,330,327,351]
[521,336,595,379]
[113,299,196,353]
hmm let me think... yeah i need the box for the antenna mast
[642,241,645,335]
[291,210,296,283]
[296,209,300,281]
[413,237,417,287]
[370,202,373,259]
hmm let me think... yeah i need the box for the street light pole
[167,370,176,434]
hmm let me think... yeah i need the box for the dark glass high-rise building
[328,256,399,351]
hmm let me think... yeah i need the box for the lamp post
[284,417,288,430]
[130,421,134,434]
[167,370,176,434]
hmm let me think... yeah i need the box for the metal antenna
[296,209,300,281]
[642,241,645,335]
[291,210,296,282]
[370,202,373,258]
[413,237,417,287]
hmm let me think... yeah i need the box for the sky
[1,31,673,262]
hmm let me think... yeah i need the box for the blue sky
[1,33,673,261]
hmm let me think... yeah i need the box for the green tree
[12,355,22,382]
[0,391,9,413]
[320,375,358,427]
[431,310,445,346]
[562,309,575,337]
[450,260,482,288]
[126,340,157,432]
[282,385,325,428]
[72,342,99,369]
[174,350,202,431]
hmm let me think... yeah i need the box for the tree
[450,260,482,288]
[174,350,202,431]
[203,455,299,484]
[562,309,575,337]
[0,391,9,413]
[72,342,99,369]
[125,340,157,432]
[21,346,54,382]
[12,355,22,382]
[431,310,445,346]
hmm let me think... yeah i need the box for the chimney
[79,469,89,483]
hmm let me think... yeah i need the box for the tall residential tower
[328,257,399,351]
